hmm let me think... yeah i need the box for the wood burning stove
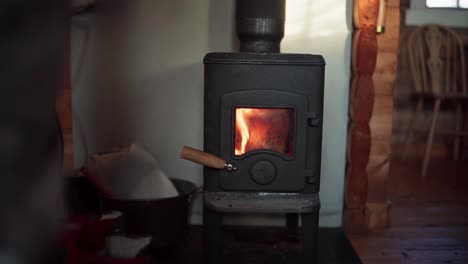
[204,53,325,192]
[200,0,325,263]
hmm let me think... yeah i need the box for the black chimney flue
[236,0,285,53]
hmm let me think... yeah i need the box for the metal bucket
[101,179,197,248]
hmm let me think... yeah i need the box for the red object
[65,218,148,264]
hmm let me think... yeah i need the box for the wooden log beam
[345,0,400,234]
[346,0,379,234]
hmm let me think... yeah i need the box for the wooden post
[345,0,399,234]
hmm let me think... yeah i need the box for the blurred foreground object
[70,0,96,15]
[65,218,148,264]
[0,0,68,263]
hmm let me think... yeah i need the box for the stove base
[203,192,321,264]
[204,192,320,214]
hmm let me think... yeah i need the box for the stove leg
[286,213,299,240]
[301,212,319,264]
[204,208,222,264]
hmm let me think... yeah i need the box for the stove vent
[236,0,285,53]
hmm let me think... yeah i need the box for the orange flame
[234,108,293,156]
[235,108,251,155]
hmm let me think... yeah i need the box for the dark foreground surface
[149,226,362,264]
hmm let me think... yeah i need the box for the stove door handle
[180,146,237,171]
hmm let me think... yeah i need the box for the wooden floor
[349,157,468,264]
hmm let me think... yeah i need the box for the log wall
[345,0,400,234]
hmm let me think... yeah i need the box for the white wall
[282,0,352,226]
[71,0,351,227]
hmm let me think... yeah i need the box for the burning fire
[234,108,293,156]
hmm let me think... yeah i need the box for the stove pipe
[236,0,285,53]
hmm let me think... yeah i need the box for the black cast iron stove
[202,0,325,263]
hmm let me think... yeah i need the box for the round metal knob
[250,160,277,185]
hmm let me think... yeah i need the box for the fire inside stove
[234,108,295,157]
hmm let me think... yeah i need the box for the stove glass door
[234,108,295,157]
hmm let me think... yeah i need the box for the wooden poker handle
[180,146,226,169]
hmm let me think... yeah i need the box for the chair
[403,24,467,179]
